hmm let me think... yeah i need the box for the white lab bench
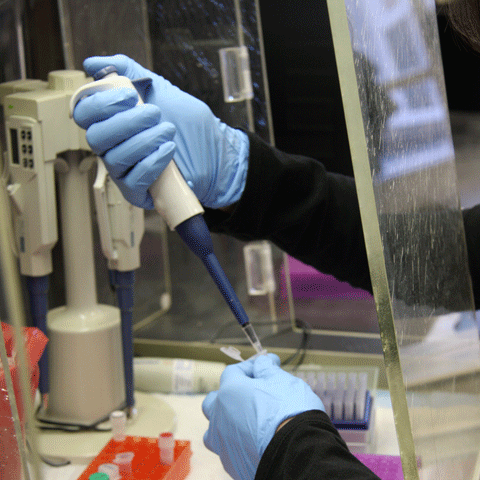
[41,391,399,480]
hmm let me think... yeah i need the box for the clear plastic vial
[158,432,175,465]
[113,452,134,476]
[98,463,120,480]
[110,410,126,442]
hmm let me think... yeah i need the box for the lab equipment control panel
[10,125,34,169]
[1,71,91,276]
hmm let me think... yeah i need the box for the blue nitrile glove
[73,54,250,210]
[202,354,325,480]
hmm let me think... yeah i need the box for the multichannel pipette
[69,66,264,354]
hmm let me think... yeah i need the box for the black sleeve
[203,132,373,294]
[254,411,381,480]
[203,132,480,310]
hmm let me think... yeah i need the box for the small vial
[110,410,126,442]
[113,452,134,477]
[158,432,175,465]
[98,463,120,480]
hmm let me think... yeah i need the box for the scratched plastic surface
[328,0,480,478]
[77,436,191,480]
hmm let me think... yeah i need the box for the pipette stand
[36,149,176,461]
[77,435,191,480]
[0,71,176,461]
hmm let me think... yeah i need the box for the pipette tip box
[334,392,375,448]
[77,435,191,480]
[289,365,379,453]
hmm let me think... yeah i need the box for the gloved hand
[202,354,325,480]
[73,54,250,210]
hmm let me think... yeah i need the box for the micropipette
[175,215,264,353]
[69,67,265,354]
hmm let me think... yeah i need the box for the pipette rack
[77,435,191,480]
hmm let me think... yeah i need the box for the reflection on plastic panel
[57,0,152,70]
[146,0,271,142]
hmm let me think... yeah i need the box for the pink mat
[281,256,373,300]
[354,454,404,479]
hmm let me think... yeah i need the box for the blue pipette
[176,214,264,353]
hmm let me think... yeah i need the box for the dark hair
[444,0,480,52]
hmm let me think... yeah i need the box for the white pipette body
[69,68,204,231]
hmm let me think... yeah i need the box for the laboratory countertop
[41,391,399,480]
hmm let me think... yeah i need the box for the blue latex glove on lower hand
[72,54,249,210]
[202,354,325,480]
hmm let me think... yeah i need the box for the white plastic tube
[113,451,134,476]
[344,373,357,421]
[98,463,120,480]
[333,373,346,421]
[355,372,368,421]
[109,410,126,442]
[158,432,175,465]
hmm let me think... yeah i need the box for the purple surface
[354,454,404,480]
[281,256,373,300]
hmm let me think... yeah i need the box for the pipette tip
[242,322,265,354]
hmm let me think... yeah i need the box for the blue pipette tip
[175,214,264,351]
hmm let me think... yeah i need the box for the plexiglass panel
[57,0,153,70]
[0,181,42,479]
[56,0,173,330]
[0,0,25,82]
[145,0,272,142]
[327,0,480,478]
[0,0,26,177]
[0,3,31,476]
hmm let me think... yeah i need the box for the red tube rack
[76,435,191,480]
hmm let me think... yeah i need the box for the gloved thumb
[83,54,153,82]
[201,391,217,420]
[252,353,281,379]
